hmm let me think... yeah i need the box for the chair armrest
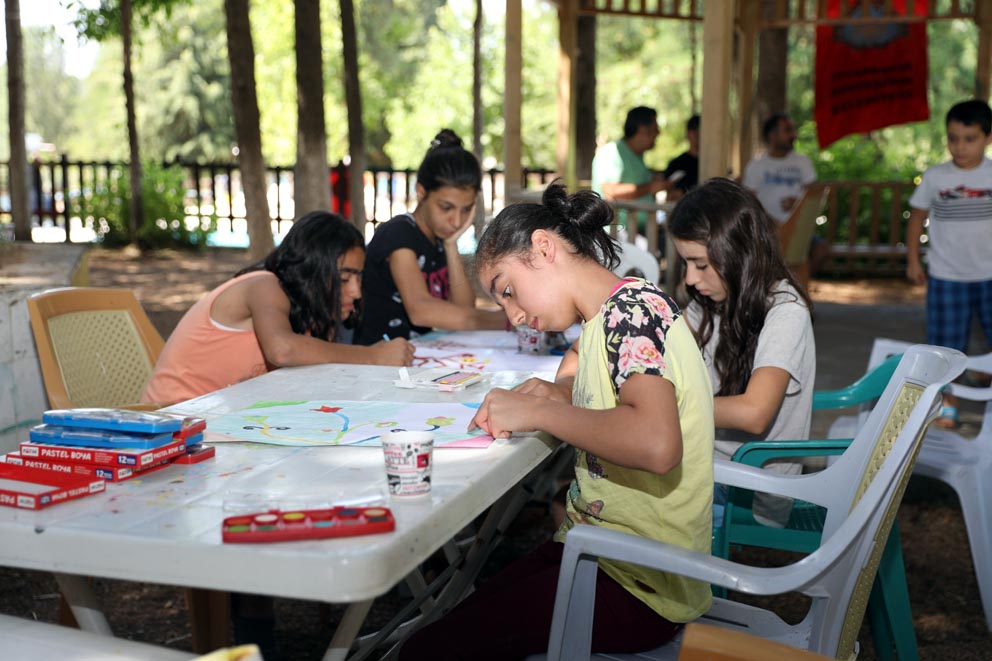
[946,383,992,401]
[563,524,830,596]
[812,354,903,410]
[731,439,853,467]
[714,460,833,508]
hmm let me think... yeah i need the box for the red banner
[814,0,929,149]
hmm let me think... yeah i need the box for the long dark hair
[476,180,619,272]
[237,211,365,341]
[416,129,482,194]
[668,178,811,396]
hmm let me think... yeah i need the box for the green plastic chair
[712,353,917,661]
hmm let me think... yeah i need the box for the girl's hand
[512,377,571,404]
[372,338,414,366]
[469,388,540,439]
[906,259,927,286]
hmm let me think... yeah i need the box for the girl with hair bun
[355,129,506,343]
[400,182,715,660]
[668,177,815,528]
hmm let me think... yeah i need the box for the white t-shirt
[908,157,992,282]
[686,280,816,526]
[743,151,817,223]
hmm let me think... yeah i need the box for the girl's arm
[471,372,682,475]
[513,342,578,403]
[713,366,791,436]
[389,248,506,330]
[246,275,414,366]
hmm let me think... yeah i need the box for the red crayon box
[0,464,105,510]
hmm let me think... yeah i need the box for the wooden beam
[735,0,760,176]
[504,0,523,198]
[977,0,992,101]
[700,0,734,181]
[557,0,580,190]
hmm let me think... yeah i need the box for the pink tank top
[141,271,272,404]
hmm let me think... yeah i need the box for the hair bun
[430,128,463,150]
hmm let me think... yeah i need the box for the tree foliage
[26,4,986,183]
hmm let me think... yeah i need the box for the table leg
[322,599,373,661]
[52,573,112,635]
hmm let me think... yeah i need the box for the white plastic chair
[829,337,992,632]
[536,345,965,661]
[614,241,661,284]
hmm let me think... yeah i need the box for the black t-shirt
[664,152,699,193]
[355,213,450,344]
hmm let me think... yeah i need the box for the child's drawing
[205,400,493,448]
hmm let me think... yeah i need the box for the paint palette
[221,506,395,543]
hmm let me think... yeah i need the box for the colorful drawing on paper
[411,335,564,374]
[206,400,492,448]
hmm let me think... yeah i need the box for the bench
[0,613,194,660]
[826,244,920,276]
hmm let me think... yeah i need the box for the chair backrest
[27,287,165,409]
[779,184,830,266]
[806,345,965,657]
[614,241,661,284]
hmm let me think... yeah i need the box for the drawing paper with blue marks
[205,400,492,448]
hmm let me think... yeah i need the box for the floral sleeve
[602,281,681,392]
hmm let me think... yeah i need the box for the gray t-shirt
[687,280,816,526]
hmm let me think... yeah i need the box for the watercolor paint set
[222,506,395,543]
[393,367,484,392]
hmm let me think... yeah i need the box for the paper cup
[381,431,434,497]
[515,324,547,354]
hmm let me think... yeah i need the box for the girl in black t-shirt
[356,130,506,343]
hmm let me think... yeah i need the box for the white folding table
[0,361,560,660]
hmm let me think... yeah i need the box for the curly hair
[668,178,811,396]
[237,211,365,341]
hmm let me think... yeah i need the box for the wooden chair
[27,286,228,654]
[778,184,831,290]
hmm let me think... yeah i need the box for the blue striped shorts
[926,276,992,352]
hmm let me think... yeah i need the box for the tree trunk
[756,0,787,130]
[225,0,274,261]
[472,0,485,235]
[294,0,331,216]
[4,0,29,241]
[339,0,367,233]
[121,0,144,246]
[575,15,596,183]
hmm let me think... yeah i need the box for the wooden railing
[603,180,919,281]
[0,156,558,241]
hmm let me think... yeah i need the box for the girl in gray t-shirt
[668,178,816,527]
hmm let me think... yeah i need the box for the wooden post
[976,0,992,101]
[700,0,734,181]
[557,0,579,190]
[736,1,760,176]
[504,0,523,200]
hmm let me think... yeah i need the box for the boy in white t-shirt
[907,99,992,428]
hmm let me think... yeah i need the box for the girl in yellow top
[400,182,714,660]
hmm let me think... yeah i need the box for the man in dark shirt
[663,114,699,202]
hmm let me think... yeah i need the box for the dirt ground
[1,247,990,660]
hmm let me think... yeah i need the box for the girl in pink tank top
[142,210,414,404]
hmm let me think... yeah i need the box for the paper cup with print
[515,324,547,354]
[381,431,434,497]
